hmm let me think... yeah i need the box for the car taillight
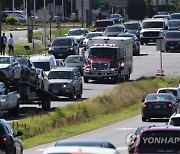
[143,103,150,108]
[166,103,173,108]
[2,137,7,142]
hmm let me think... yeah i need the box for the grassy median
[11,77,180,149]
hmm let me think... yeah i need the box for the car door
[74,68,82,93]
[12,58,21,79]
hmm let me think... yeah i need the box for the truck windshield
[52,39,72,46]
[142,21,164,28]
[0,57,10,64]
[33,62,50,71]
[89,48,117,59]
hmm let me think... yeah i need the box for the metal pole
[53,0,56,17]
[49,1,52,42]
[156,0,159,14]
[62,0,64,20]
[34,0,36,15]
[0,1,2,54]
[23,0,26,12]
[166,0,168,13]
[81,0,83,28]
[44,0,47,49]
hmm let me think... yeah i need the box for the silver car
[48,67,83,100]
[0,56,22,82]
[36,68,49,91]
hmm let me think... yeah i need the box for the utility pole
[34,0,36,15]
[166,0,168,13]
[0,1,2,54]
[81,0,83,28]
[27,0,33,43]
[156,0,159,14]
[147,0,150,17]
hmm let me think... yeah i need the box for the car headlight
[49,47,55,51]
[140,33,143,37]
[68,48,73,51]
[159,32,164,38]
[63,83,71,88]
[0,97,6,103]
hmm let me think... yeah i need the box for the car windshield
[165,32,180,39]
[0,57,10,64]
[52,39,72,46]
[48,71,72,79]
[33,62,50,71]
[95,21,113,27]
[86,33,103,39]
[124,23,139,30]
[110,14,121,18]
[89,48,117,59]
[106,27,124,32]
[118,35,135,41]
[171,14,180,20]
[142,21,164,28]
[158,89,178,96]
[17,58,28,66]
[169,117,180,126]
[168,21,180,27]
[139,131,180,148]
[65,57,84,64]
[68,30,84,36]
[146,94,173,101]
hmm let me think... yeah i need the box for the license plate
[154,105,160,109]
[170,46,174,49]
[53,89,58,93]
[58,53,63,56]
[149,39,153,42]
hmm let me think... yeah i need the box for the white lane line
[114,128,136,131]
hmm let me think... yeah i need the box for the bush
[6,16,18,25]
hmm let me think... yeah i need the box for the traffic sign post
[156,39,166,77]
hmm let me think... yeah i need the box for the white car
[0,56,22,82]
[157,87,180,103]
[43,146,119,154]
[168,113,180,126]
[36,68,49,91]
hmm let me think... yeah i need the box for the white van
[30,54,57,75]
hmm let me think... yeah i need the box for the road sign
[37,9,51,22]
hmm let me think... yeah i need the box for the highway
[24,44,180,154]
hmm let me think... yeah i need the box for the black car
[167,19,180,30]
[0,119,23,154]
[118,33,140,56]
[123,21,142,38]
[54,139,116,149]
[48,37,79,59]
[16,57,38,85]
[141,93,177,122]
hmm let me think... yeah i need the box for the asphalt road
[24,44,180,154]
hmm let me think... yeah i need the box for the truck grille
[49,83,63,89]
[143,32,159,37]
[92,62,109,70]
[166,41,179,47]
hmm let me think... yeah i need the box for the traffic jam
[0,11,180,154]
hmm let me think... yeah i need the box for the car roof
[66,55,83,58]
[123,21,141,24]
[68,28,88,31]
[157,87,180,90]
[51,67,75,72]
[143,18,166,22]
[54,139,115,147]
[53,37,74,40]
[43,146,118,154]
[106,25,124,28]
[170,113,180,118]
[118,33,136,36]
[30,54,55,62]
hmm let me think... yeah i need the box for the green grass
[11,77,180,149]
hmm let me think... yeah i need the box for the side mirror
[142,99,145,102]
[48,44,51,47]
[15,131,23,137]
[65,34,68,36]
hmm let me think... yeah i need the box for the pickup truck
[0,82,20,117]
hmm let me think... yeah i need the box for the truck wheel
[9,100,20,117]
[84,77,88,83]
[42,97,51,110]
[69,90,75,101]
[76,87,82,99]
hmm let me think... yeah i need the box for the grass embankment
[11,77,180,149]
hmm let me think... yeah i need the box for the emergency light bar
[93,44,118,47]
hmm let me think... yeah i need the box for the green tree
[128,0,153,20]
[172,0,180,11]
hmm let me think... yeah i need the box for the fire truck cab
[83,37,133,83]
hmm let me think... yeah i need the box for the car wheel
[69,90,75,101]
[9,99,20,117]
[142,117,147,122]
[84,77,88,83]
[76,87,82,99]
[140,41,144,45]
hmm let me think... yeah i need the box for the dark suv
[0,119,23,154]
[48,67,83,100]
[48,37,79,59]
[133,125,180,153]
